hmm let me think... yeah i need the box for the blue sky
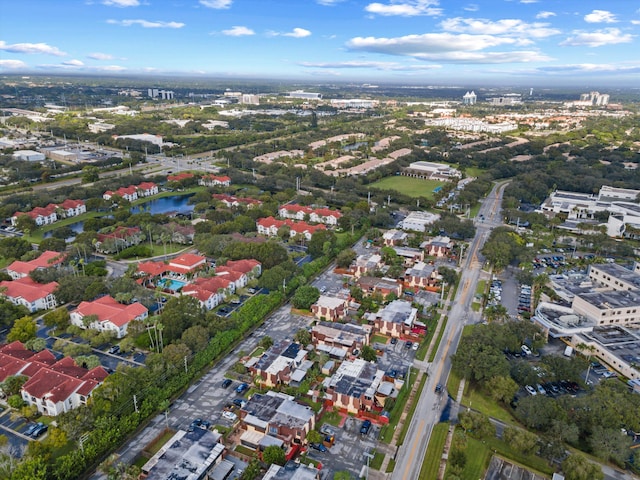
[1,0,639,85]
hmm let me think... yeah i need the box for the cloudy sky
[1,0,639,85]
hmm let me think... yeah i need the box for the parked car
[360,419,372,435]
[222,411,238,421]
[24,422,42,436]
[412,342,419,351]
[435,384,443,393]
[31,424,48,438]
[233,398,246,408]
[525,385,537,396]
[108,345,120,354]
[221,378,232,389]
[390,337,398,345]
[311,442,328,452]
[236,382,249,394]
[405,341,413,349]
[521,345,532,356]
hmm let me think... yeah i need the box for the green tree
[0,299,29,329]
[588,426,633,466]
[259,336,274,350]
[561,454,604,480]
[10,455,48,480]
[23,338,46,352]
[306,430,322,445]
[0,375,28,397]
[293,328,312,346]
[336,249,357,269]
[181,325,210,353]
[82,165,100,183]
[360,345,377,362]
[7,316,36,343]
[458,411,495,439]
[262,445,286,466]
[291,285,320,310]
[0,237,32,260]
[485,375,519,404]
[13,215,37,235]
[503,427,538,455]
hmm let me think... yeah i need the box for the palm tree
[576,342,597,384]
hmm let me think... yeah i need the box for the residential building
[214,267,248,290]
[404,261,440,290]
[325,358,390,414]
[70,295,148,338]
[356,276,403,298]
[11,203,57,226]
[352,254,384,278]
[167,172,195,182]
[183,276,233,309]
[256,217,326,240]
[58,199,86,217]
[263,462,320,480]
[7,250,64,280]
[137,182,159,197]
[424,236,453,258]
[103,185,138,202]
[169,253,207,274]
[382,229,407,246]
[253,150,304,164]
[212,193,262,209]
[0,277,58,312]
[278,205,342,226]
[148,88,174,100]
[0,342,108,416]
[95,226,142,253]
[365,299,418,337]
[222,259,262,278]
[141,428,225,480]
[248,340,307,388]
[311,321,370,354]
[199,174,231,187]
[310,296,349,322]
[239,391,315,451]
[392,246,425,265]
[330,99,379,109]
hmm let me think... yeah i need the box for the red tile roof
[74,295,148,328]
[7,251,65,277]
[0,277,58,303]
[137,261,168,277]
[167,172,195,181]
[224,259,261,274]
[213,268,244,283]
[169,253,206,271]
[59,199,85,209]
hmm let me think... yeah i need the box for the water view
[130,194,195,216]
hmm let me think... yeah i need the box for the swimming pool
[158,278,187,292]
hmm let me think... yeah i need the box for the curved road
[391,181,508,480]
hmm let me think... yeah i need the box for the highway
[391,181,508,480]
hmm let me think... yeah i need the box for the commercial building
[398,211,440,232]
[462,91,477,105]
[12,150,45,162]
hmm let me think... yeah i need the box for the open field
[370,176,444,199]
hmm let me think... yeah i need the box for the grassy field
[418,422,449,480]
[428,316,448,362]
[455,436,492,480]
[461,386,517,425]
[370,176,444,199]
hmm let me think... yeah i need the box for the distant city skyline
[1,0,640,86]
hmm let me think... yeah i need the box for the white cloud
[0,41,66,56]
[561,28,633,47]
[0,59,27,69]
[316,0,344,4]
[441,17,560,38]
[221,26,255,36]
[464,4,479,12]
[346,32,552,63]
[632,20,640,25]
[199,0,232,8]
[299,60,441,71]
[106,19,185,28]
[283,28,311,38]
[536,11,556,19]
[63,59,84,66]
[88,52,114,60]
[365,0,442,17]
[96,65,127,71]
[520,0,538,3]
[102,0,140,6]
[584,10,617,23]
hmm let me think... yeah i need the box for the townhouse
[248,340,307,388]
[7,250,64,280]
[0,277,58,312]
[310,296,349,322]
[365,300,418,338]
[70,295,148,338]
[324,358,391,414]
[256,217,327,241]
[11,199,86,227]
[199,174,231,187]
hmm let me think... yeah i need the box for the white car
[222,411,237,422]
[521,345,532,356]
[525,385,537,396]
[412,342,419,351]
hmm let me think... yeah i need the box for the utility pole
[184,355,188,373]
[133,394,138,413]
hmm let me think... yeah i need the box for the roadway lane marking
[403,418,426,480]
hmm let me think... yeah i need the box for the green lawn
[371,333,389,345]
[415,316,438,361]
[428,316,448,362]
[396,372,427,446]
[456,436,491,480]
[370,451,385,470]
[418,422,449,480]
[320,410,343,427]
[379,367,421,444]
[461,386,516,425]
[446,368,463,400]
[463,167,485,178]
[369,176,445,199]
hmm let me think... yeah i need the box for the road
[391,181,508,480]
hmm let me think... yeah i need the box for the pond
[130,194,195,215]
[43,221,85,242]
